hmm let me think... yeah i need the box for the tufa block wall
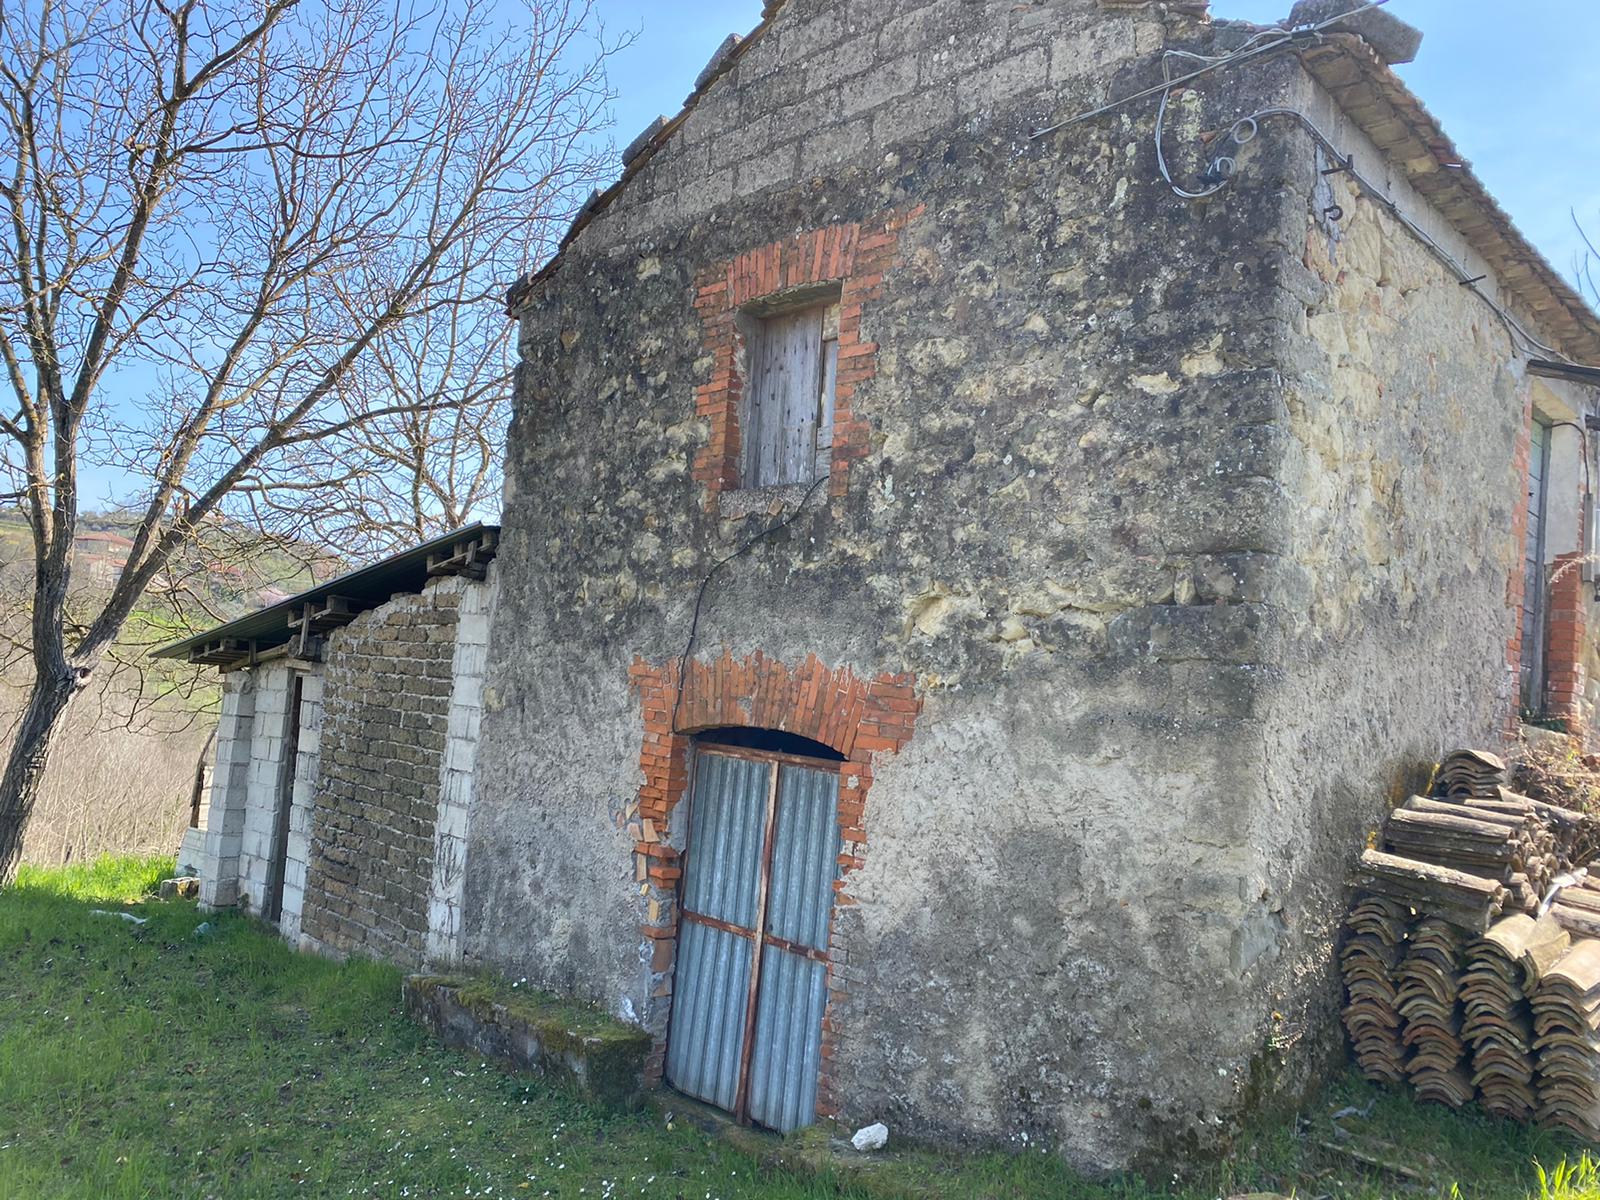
[300,580,467,966]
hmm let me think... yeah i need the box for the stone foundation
[403,975,651,1111]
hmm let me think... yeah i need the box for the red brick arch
[625,649,920,1114]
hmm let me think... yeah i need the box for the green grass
[1,857,1599,1199]
[13,854,175,901]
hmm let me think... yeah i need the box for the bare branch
[0,0,622,874]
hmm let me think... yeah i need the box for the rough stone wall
[300,581,464,966]
[469,0,1324,1170]
[1248,62,1588,1088]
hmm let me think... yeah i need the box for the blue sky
[598,0,1600,284]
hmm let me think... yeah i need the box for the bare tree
[1580,210,1599,311]
[0,0,617,879]
[236,247,515,556]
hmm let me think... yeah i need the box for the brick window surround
[690,207,923,509]
[626,650,921,1121]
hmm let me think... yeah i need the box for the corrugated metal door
[665,746,841,1132]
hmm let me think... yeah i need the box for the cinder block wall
[425,577,494,965]
[235,663,293,914]
[278,672,325,945]
[198,671,256,909]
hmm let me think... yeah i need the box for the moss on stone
[404,974,650,1112]
[438,974,647,1045]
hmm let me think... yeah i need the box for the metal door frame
[670,740,841,1126]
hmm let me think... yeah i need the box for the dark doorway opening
[693,725,844,762]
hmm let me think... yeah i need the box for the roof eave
[1297,32,1600,364]
[150,524,500,665]
[504,1,789,315]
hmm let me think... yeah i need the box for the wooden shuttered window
[743,302,839,488]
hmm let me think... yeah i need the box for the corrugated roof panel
[149,523,497,660]
[664,919,751,1111]
[766,764,839,951]
[747,946,828,1133]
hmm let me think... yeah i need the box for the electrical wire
[1033,0,1600,371]
[1238,104,1582,365]
[1154,53,1254,200]
[668,474,829,735]
[1028,0,1391,140]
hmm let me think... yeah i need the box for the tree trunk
[0,672,77,884]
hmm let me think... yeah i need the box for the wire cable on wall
[1032,0,1600,373]
[1547,421,1593,509]
[669,474,829,735]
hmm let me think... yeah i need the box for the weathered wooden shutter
[745,303,839,488]
[747,310,820,487]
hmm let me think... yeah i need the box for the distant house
[74,552,125,588]
[163,0,1600,1171]
[71,532,134,587]
[73,530,132,559]
[75,530,134,552]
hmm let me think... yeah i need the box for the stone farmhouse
[159,0,1600,1171]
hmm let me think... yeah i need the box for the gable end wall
[474,0,1319,1172]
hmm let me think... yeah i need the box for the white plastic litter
[90,910,147,925]
[850,1122,888,1152]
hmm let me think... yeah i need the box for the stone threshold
[402,974,652,1112]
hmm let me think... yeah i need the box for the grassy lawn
[1,858,1598,1198]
